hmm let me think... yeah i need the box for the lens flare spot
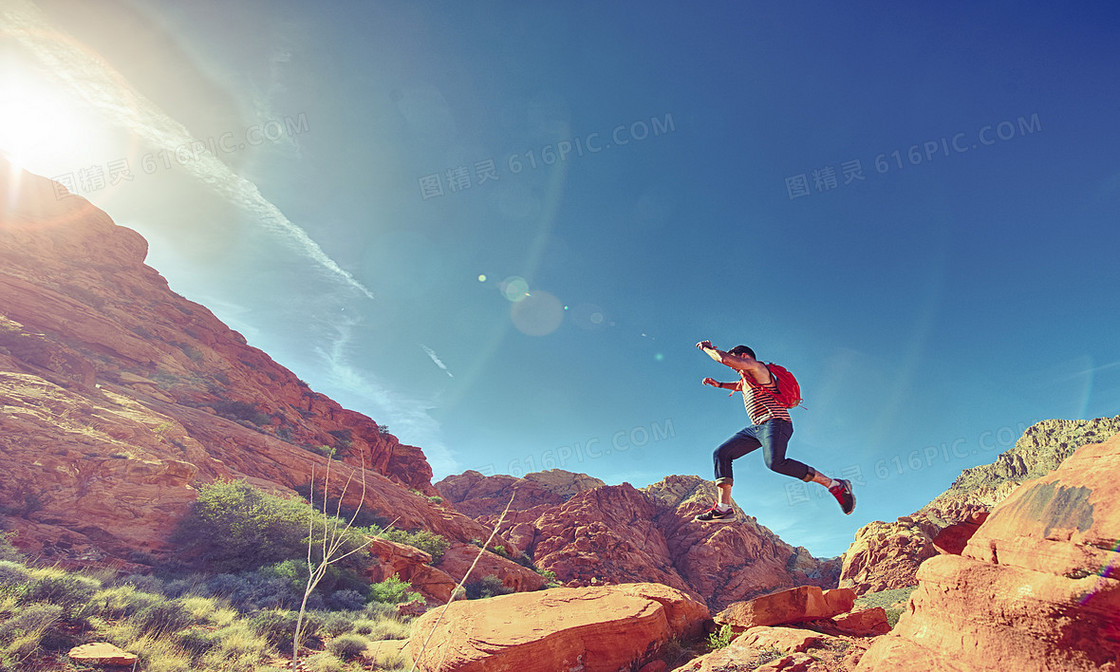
[511,290,564,336]
[570,303,606,330]
[500,276,530,302]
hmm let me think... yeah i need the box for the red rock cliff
[0,160,497,566]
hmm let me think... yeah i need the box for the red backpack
[743,363,803,409]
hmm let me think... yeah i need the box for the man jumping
[694,340,855,522]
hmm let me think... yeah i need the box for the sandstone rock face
[840,416,1120,594]
[856,432,1120,672]
[438,471,841,611]
[408,583,709,672]
[0,161,507,581]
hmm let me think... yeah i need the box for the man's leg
[760,421,856,515]
[697,429,760,522]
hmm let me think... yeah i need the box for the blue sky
[3,1,1118,557]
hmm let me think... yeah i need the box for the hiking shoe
[694,504,736,523]
[829,479,856,515]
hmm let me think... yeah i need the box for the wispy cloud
[1,0,373,300]
[420,344,454,378]
[315,320,458,477]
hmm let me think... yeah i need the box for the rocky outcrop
[408,583,709,672]
[68,642,138,666]
[855,432,1120,672]
[0,160,505,576]
[438,471,842,611]
[715,586,854,630]
[840,416,1120,594]
[672,624,871,672]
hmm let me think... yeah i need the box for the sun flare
[0,68,95,173]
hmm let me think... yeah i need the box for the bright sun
[0,68,96,173]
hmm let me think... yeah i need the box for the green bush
[0,560,29,588]
[134,600,194,637]
[173,480,311,572]
[176,625,220,660]
[0,602,62,643]
[248,607,318,654]
[354,616,410,641]
[327,632,369,660]
[196,571,302,611]
[885,606,905,628]
[368,576,422,606]
[367,527,449,564]
[0,533,22,563]
[173,480,369,574]
[302,651,346,672]
[88,584,163,619]
[707,623,733,650]
[464,575,511,600]
[319,611,356,638]
[23,571,100,612]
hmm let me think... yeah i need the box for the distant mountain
[437,469,842,611]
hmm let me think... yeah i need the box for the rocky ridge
[840,416,1120,594]
[0,160,509,585]
[855,431,1120,671]
[437,470,842,611]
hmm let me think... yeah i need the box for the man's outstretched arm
[696,340,770,383]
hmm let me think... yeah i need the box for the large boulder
[408,583,709,672]
[715,586,856,631]
[856,432,1120,672]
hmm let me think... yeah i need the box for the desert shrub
[885,606,905,628]
[0,602,62,642]
[319,610,358,638]
[0,533,22,562]
[23,569,100,612]
[707,623,733,650]
[208,621,270,660]
[114,573,167,594]
[327,632,369,660]
[173,480,369,574]
[0,602,66,661]
[262,559,367,605]
[302,651,346,672]
[134,600,195,637]
[176,625,220,660]
[250,608,321,652]
[210,400,271,426]
[370,647,409,671]
[328,589,367,612]
[464,575,511,600]
[367,526,449,564]
[355,616,410,641]
[172,480,312,572]
[368,576,422,606]
[0,560,29,588]
[196,571,301,611]
[88,584,164,620]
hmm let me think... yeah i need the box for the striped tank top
[740,370,792,425]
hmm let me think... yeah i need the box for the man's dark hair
[728,345,756,359]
